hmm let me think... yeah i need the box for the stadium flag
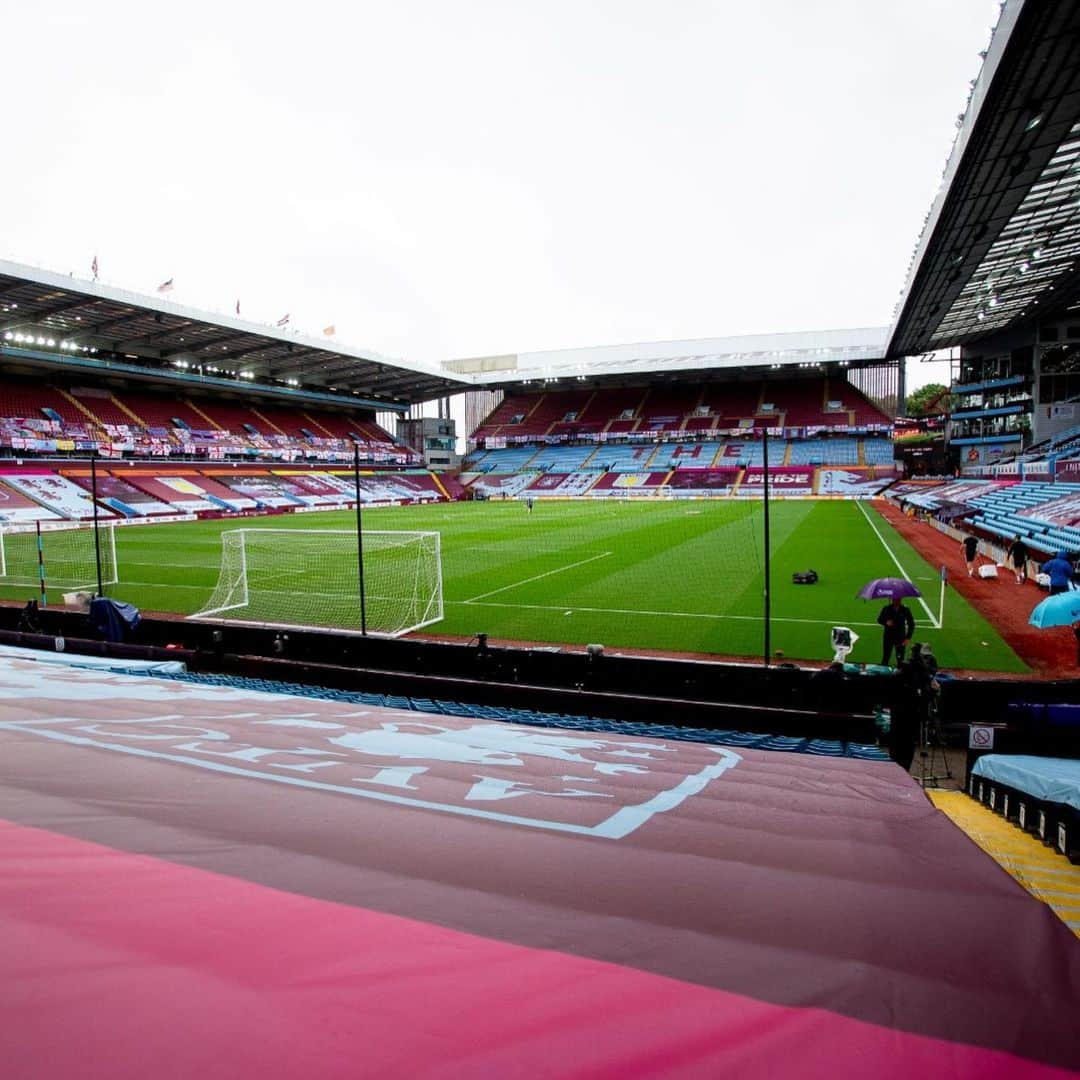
[323,325,336,337]
[235,299,241,316]
[157,278,174,294]
[276,314,290,327]
[91,255,98,281]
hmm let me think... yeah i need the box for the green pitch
[3,500,1027,672]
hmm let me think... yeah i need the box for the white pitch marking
[451,599,884,629]
[855,501,939,628]
[463,551,614,603]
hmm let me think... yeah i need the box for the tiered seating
[589,471,668,494]
[0,383,85,426]
[206,471,307,508]
[248,405,304,437]
[63,471,174,517]
[194,400,270,436]
[526,472,601,497]
[965,482,1080,554]
[822,378,890,427]
[120,392,213,432]
[355,472,443,503]
[899,478,994,511]
[122,472,244,512]
[863,438,894,465]
[67,388,139,429]
[0,471,115,520]
[666,469,741,494]
[467,473,538,498]
[699,382,764,426]
[470,446,541,473]
[597,388,649,433]
[528,444,598,472]
[529,391,595,438]
[652,441,724,469]
[271,472,351,506]
[718,438,788,466]
[594,444,658,472]
[472,392,547,440]
[639,387,700,433]
[788,437,859,465]
[0,479,60,523]
[0,378,417,464]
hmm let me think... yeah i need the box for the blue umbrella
[1029,590,1080,629]
[857,577,922,600]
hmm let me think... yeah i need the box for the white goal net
[0,522,118,594]
[190,528,443,637]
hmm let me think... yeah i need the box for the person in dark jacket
[1042,551,1075,595]
[961,533,979,576]
[1007,536,1029,585]
[877,597,915,666]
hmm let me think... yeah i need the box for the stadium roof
[0,259,467,408]
[888,0,1080,356]
[444,327,891,388]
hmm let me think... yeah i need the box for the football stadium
[2,2,1080,1076]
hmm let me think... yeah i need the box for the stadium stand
[61,470,175,517]
[527,444,600,472]
[593,443,660,471]
[0,377,420,466]
[470,445,541,473]
[788,437,859,465]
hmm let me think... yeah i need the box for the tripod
[915,698,953,788]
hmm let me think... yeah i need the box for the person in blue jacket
[1041,551,1076,596]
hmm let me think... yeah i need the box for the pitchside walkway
[930,790,1080,939]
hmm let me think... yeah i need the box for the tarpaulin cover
[87,597,141,642]
[0,643,186,675]
[973,754,1080,812]
[0,659,1078,1077]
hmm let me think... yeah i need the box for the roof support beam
[0,296,94,334]
[114,320,198,350]
[83,310,147,338]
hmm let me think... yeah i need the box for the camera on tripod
[906,642,938,683]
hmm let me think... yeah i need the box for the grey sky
[2,0,998,394]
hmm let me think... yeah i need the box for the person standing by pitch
[961,533,979,576]
[877,596,915,667]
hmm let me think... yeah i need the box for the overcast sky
[2,0,1000,394]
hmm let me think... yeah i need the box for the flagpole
[762,425,771,668]
[938,565,946,629]
[354,442,367,637]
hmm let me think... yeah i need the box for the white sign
[968,725,995,750]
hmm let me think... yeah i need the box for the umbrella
[857,577,922,601]
[1029,590,1080,629]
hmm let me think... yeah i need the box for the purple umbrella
[857,577,922,600]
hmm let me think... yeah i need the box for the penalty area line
[856,501,939,629]
[463,552,614,603]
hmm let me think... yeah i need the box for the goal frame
[0,521,118,595]
[189,527,443,638]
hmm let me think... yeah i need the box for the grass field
[1,500,1028,672]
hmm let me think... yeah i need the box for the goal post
[0,521,118,598]
[190,528,443,637]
